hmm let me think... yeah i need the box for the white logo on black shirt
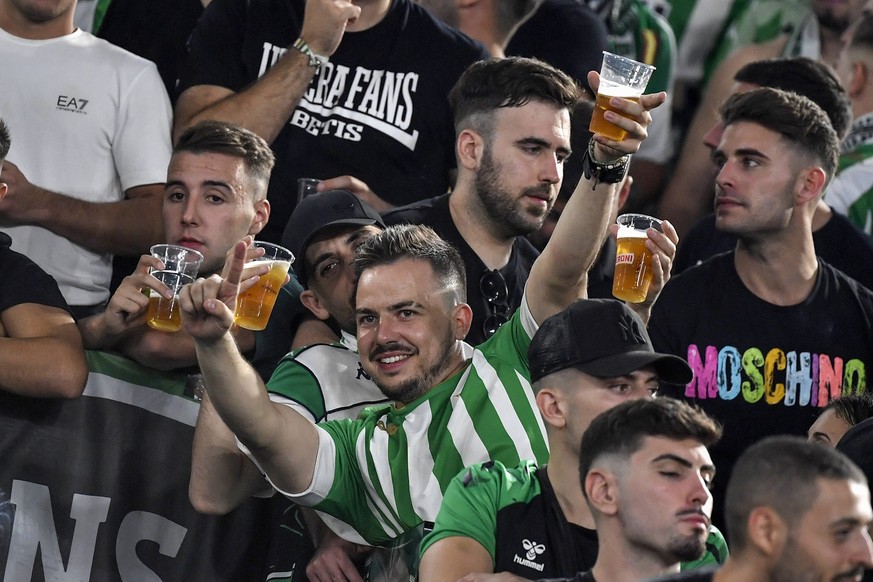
[512,539,546,572]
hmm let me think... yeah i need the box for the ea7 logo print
[57,95,89,114]
[512,539,546,572]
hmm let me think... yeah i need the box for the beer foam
[244,259,291,269]
[616,225,649,238]
[597,80,643,98]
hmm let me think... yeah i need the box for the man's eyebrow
[734,147,769,160]
[165,179,233,190]
[652,453,716,477]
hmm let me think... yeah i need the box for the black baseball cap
[281,190,386,287]
[528,299,693,385]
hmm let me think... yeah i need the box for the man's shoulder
[398,0,489,58]
[382,193,450,227]
[646,567,717,581]
[455,459,540,490]
[662,251,734,295]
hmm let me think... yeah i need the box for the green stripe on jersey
[310,309,548,546]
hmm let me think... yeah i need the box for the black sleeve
[176,0,251,94]
[0,247,71,315]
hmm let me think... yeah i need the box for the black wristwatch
[582,138,630,188]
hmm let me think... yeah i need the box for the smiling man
[649,88,873,530]
[77,120,273,370]
[178,55,668,579]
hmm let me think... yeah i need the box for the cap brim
[580,352,693,385]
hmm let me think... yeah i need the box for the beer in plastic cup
[612,213,662,304]
[234,241,295,331]
[589,51,655,141]
[146,271,195,332]
[149,244,204,278]
[145,244,203,332]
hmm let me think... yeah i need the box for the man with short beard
[651,436,873,582]
[458,398,723,582]
[179,55,668,579]
[384,57,581,344]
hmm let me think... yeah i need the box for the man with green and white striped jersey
[180,56,670,576]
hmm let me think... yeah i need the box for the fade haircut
[734,57,852,140]
[725,436,867,551]
[578,398,722,498]
[173,120,275,200]
[0,119,9,163]
[448,56,580,140]
[720,88,841,185]
[354,224,467,303]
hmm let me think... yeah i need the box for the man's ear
[457,129,486,171]
[535,387,567,429]
[299,289,331,322]
[248,198,270,236]
[849,59,868,98]
[794,166,827,207]
[746,506,789,558]
[451,302,473,340]
[585,467,619,517]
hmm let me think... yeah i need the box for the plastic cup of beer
[149,244,204,278]
[234,241,295,331]
[297,177,321,205]
[146,244,203,332]
[612,213,662,304]
[146,270,195,333]
[589,51,655,141]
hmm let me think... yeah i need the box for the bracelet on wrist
[582,138,630,189]
[291,37,328,70]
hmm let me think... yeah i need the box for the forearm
[529,153,620,322]
[190,391,268,514]
[78,312,119,350]
[121,326,255,372]
[22,186,164,255]
[195,332,283,449]
[0,335,88,398]
[174,49,316,144]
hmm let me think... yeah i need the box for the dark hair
[354,224,467,302]
[0,119,10,163]
[725,435,867,551]
[823,394,873,427]
[720,87,841,184]
[449,57,580,138]
[578,398,722,496]
[173,120,275,199]
[734,57,852,139]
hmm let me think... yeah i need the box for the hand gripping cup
[146,244,204,332]
[589,51,655,141]
[234,241,295,331]
[612,213,662,304]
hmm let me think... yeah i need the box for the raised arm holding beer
[178,57,667,577]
